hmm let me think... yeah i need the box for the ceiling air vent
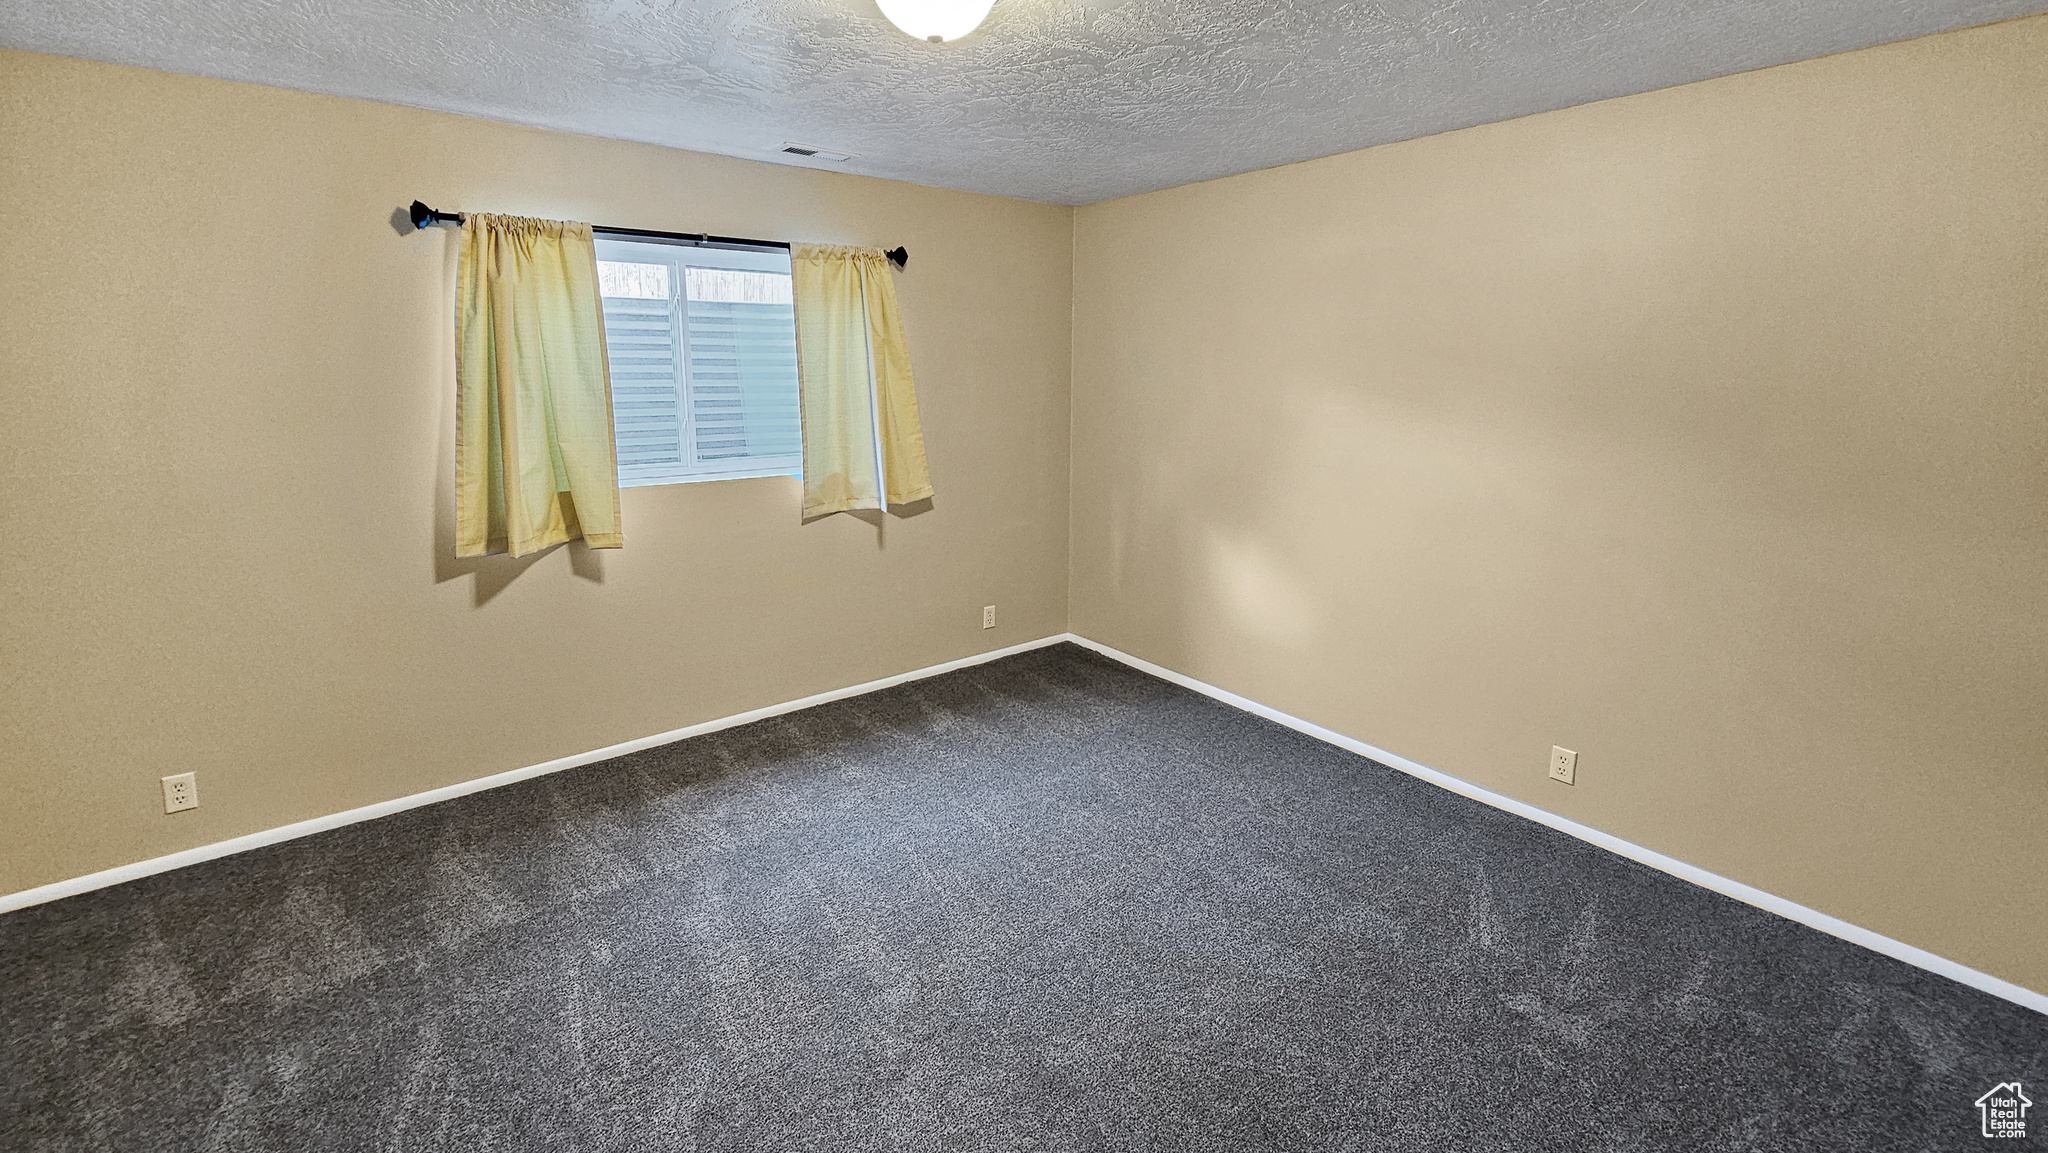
[781,142,854,163]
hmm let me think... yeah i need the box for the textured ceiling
[5,0,2043,204]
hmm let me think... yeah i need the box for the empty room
[2,0,2044,1147]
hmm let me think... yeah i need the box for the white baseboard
[0,635,1069,917]
[5,629,2041,1017]
[1061,633,2048,1017]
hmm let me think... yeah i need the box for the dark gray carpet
[2,643,2041,1151]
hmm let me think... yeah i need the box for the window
[594,237,802,487]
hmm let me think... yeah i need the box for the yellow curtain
[455,214,622,557]
[790,244,934,518]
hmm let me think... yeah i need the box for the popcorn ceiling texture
[3,0,2044,201]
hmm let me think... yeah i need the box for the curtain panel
[455,214,623,557]
[789,244,934,519]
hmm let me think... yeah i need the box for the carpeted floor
[2,643,2041,1151]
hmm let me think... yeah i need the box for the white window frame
[594,236,802,489]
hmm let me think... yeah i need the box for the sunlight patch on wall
[1201,527,1318,647]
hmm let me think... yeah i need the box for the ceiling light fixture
[875,0,995,43]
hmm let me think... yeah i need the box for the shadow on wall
[802,498,937,548]
[432,535,607,607]
[426,489,936,607]
[426,478,936,607]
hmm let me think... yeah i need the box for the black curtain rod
[409,201,908,269]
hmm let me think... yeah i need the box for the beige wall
[1070,15,2048,989]
[0,49,1072,893]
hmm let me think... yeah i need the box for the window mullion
[672,256,698,476]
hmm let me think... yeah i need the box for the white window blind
[593,238,802,487]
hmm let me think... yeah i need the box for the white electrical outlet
[161,772,199,813]
[982,605,996,629]
[1548,746,1577,786]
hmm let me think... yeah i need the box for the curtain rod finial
[410,200,463,230]
[885,246,908,269]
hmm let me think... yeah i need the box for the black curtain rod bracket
[409,201,907,269]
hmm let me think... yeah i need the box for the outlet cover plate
[1549,746,1577,786]
[161,772,199,813]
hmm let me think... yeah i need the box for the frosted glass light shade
[875,0,995,42]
